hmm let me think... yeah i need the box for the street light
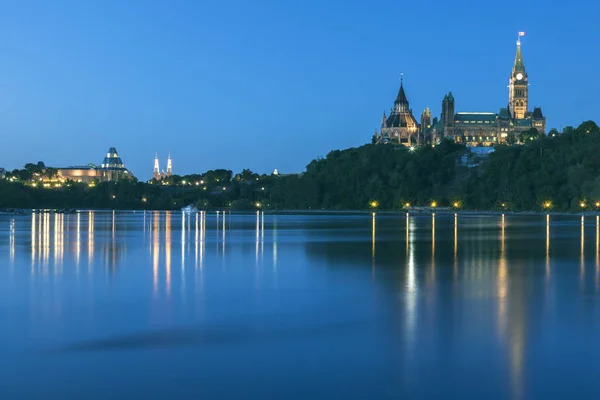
[431,201,437,208]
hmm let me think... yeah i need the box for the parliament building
[376,34,546,146]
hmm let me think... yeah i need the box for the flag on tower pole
[518,32,526,36]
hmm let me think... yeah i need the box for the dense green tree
[2,120,600,213]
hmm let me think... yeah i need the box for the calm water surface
[1,211,600,399]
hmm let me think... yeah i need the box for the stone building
[376,34,546,147]
[378,77,420,145]
[54,147,133,183]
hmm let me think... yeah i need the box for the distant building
[54,147,133,183]
[153,153,173,181]
[0,168,5,179]
[376,33,546,147]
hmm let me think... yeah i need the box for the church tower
[167,153,173,176]
[509,32,528,119]
[153,153,160,180]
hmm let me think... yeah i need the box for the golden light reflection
[165,211,172,296]
[9,219,15,264]
[31,213,36,267]
[76,212,81,269]
[405,214,417,351]
[454,213,458,277]
[194,212,198,268]
[261,212,265,258]
[216,211,220,247]
[546,214,550,280]
[596,216,599,290]
[581,216,585,281]
[88,211,94,268]
[43,213,51,269]
[430,213,435,283]
[273,217,278,270]
[256,211,260,265]
[405,213,409,255]
[54,213,64,271]
[431,213,436,255]
[498,212,525,399]
[195,211,205,271]
[222,210,226,255]
[181,212,186,272]
[371,212,376,266]
[498,214,508,322]
[152,211,160,297]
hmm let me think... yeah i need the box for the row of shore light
[368,200,600,210]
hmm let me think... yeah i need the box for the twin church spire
[153,153,172,181]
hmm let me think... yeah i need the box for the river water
[1,211,599,399]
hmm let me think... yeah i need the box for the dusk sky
[1,0,598,179]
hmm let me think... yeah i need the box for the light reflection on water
[1,211,600,398]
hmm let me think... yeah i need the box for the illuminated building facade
[53,147,133,184]
[378,76,420,145]
[153,153,173,181]
[376,33,546,147]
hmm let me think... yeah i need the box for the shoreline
[2,208,599,217]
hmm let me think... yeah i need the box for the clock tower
[509,34,528,119]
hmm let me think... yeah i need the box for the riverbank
[3,207,600,217]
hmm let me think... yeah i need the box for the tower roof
[394,79,409,107]
[513,40,526,73]
[102,147,125,170]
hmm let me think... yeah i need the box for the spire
[513,34,526,73]
[167,153,172,176]
[395,74,409,106]
[381,110,387,128]
[153,153,160,180]
[394,73,409,112]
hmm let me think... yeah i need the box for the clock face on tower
[516,73,523,81]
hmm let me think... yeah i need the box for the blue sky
[0,0,598,178]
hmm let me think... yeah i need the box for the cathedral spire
[167,153,173,176]
[153,153,160,180]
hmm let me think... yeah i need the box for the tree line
[1,121,599,212]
